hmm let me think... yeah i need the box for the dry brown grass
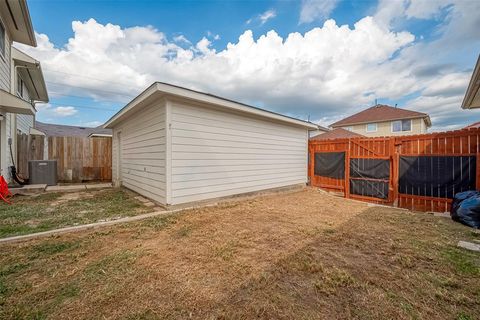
[0,188,478,319]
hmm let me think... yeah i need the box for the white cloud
[259,9,277,25]
[173,34,191,44]
[17,17,415,124]
[247,9,277,26]
[54,106,78,116]
[17,0,480,129]
[36,103,78,118]
[299,0,339,24]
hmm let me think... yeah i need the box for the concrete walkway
[10,183,112,195]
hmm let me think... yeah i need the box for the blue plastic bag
[451,191,480,229]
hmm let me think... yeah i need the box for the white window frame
[366,123,377,133]
[16,76,23,98]
[391,119,412,133]
[0,18,5,61]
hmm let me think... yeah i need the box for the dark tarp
[350,179,389,199]
[399,156,476,199]
[349,158,390,199]
[350,158,390,180]
[314,152,345,179]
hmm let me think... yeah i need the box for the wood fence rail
[309,127,480,213]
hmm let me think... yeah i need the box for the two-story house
[330,104,431,137]
[0,0,48,182]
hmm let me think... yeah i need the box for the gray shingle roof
[35,121,112,137]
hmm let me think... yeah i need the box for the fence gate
[309,137,395,204]
[309,128,480,212]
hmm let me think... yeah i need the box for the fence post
[391,137,400,207]
[476,152,480,191]
[344,139,351,198]
[307,141,313,186]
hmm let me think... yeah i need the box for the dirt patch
[49,192,94,207]
[0,188,478,319]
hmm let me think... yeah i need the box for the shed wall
[169,100,308,205]
[113,101,166,204]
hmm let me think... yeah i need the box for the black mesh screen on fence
[314,152,345,179]
[399,155,476,199]
[350,158,390,180]
[349,158,390,199]
[350,179,389,199]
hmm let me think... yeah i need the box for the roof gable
[310,128,364,140]
[330,105,431,127]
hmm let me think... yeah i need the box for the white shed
[104,82,318,206]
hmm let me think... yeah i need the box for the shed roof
[104,82,319,129]
[35,121,112,137]
[310,128,364,140]
[462,54,480,109]
[330,105,431,127]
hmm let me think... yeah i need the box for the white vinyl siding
[16,75,33,134]
[169,101,308,205]
[2,113,13,181]
[0,20,10,92]
[112,101,166,203]
[16,114,33,134]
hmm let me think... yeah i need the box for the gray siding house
[0,0,48,182]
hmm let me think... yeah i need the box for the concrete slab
[433,212,451,218]
[10,184,47,195]
[143,201,156,207]
[134,196,150,203]
[457,240,480,252]
[46,185,87,192]
[85,183,112,190]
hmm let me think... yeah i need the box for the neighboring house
[0,0,48,182]
[330,104,431,137]
[34,121,112,161]
[35,121,112,137]
[462,54,480,109]
[104,82,318,206]
[308,125,329,138]
[463,121,480,129]
[310,128,364,140]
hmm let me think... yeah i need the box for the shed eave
[462,55,480,109]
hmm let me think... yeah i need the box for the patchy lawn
[0,188,478,319]
[0,189,154,238]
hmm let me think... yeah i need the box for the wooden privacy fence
[17,135,112,182]
[48,136,112,182]
[309,128,480,213]
[16,133,44,178]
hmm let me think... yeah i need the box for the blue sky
[20,0,480,129]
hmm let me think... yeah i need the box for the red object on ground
[0,175,12,204]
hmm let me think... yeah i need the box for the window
[392,119,412,132]
[17,76,23,98]
[0,19,5,59]
[345,126,353,131]
[366,123,377,132]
